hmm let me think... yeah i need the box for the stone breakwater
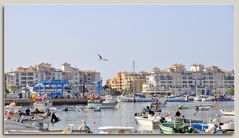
[4,98,88,106]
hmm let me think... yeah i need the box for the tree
[110,88,121,96]
[227,88,234,95]
[9,86,17,94]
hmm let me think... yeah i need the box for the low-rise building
[5,63,101,95]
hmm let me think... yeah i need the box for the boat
[177,105,189,110]
[194,95,203,101]
[62,106,76,111]
[4,102,19,120]
[87,95,118,109]
[5,120,92,134]
[194,105,211,111]
[204,124,223,134]
[116,95,129,102]
[101,95,118,109]
[159,121,196,134]
[165,96,188,102]
[135,114,160,128]
[150,101,164,112]
[220,121,234,131]
[201,96,214,102]
[220,109,234,116]
[94,107,101,112]
[191,123,209,131]
[98,126,134,134]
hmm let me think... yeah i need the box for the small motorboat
[194,105,211,111]
[220,109,234,116]
[177,105,189,110]
[62,106,76,112]
[159,121,197,134]
[135,113,160,128]
[98,126,134,134]
[221,121,234,131]
[94,107,101,112]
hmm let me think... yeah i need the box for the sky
[4,5,234,82]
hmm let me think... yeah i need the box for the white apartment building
[5,63,101,93]
[143,64,234,95]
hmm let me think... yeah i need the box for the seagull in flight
[97,54,108,61]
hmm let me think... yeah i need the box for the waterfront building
[106,71,149,93]
[107,64,234,95]
[5,63,101,95]
[142,64,234,95]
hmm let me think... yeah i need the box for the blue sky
[4,5,234,81]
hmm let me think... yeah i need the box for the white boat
[98,126,134,134]
[221,121,234,131]
[194,104,212,111]
[202,96,214,102]
[116,95,129,102]
[220,109,234,116]
[135,114,160,128]
[87,99,102,109]
[194,95,203,101]
[87,95,118,109]
[101,95,118,109]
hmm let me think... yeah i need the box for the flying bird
[97,54,108,61]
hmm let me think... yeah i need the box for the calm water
[48,101,234,134]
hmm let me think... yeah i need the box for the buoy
[9,112,14,116]
[4,111,7,116]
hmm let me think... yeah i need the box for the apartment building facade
[106,71,149,93]
[5,63,101,92]
[143,64,234,95]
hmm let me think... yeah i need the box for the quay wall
[4,98,88,106]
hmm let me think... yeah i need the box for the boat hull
[87,101,118,109]
[135,116,160,128]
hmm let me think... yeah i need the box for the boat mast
[132,61,135,94]
[195,73,198,96]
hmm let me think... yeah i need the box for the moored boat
[159,121,196,134]
[220,109,234,116]
[135,114,160,128]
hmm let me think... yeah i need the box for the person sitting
[25,108,30,115]
[34,108,40,114]
[160,116,166,123]
[175,110,181,117]
[17,111,23,122]
[149,110,155,116]
[194,105,199,111]
[78,120,91,133]
[143,106,150,112]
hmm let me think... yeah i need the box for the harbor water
[47,101,234,134]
